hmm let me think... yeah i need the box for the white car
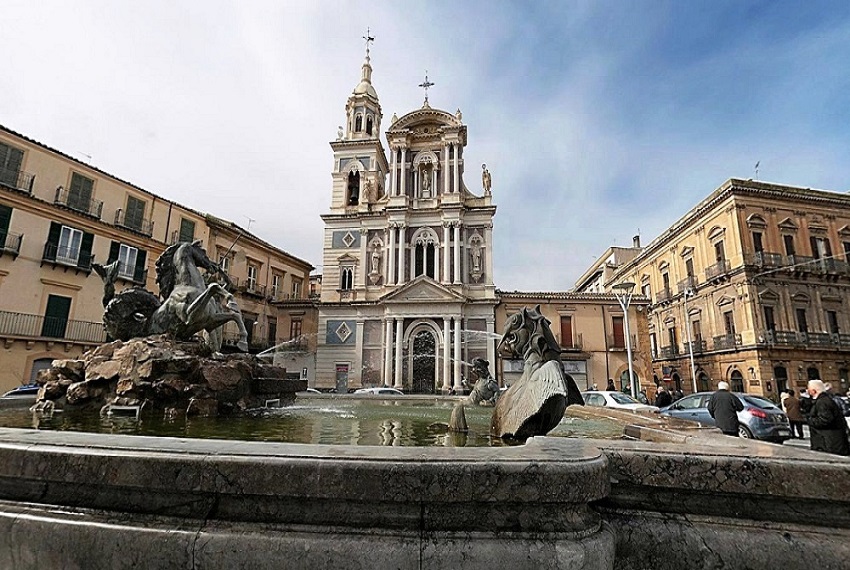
[353,387,404,396]
[580,390,657,412]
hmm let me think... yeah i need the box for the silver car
[660,392,791,442]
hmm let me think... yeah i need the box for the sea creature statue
[465,357,500,407]
[490,305,584,440]
[94,241,248,352]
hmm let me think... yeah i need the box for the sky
[4,1,850,290]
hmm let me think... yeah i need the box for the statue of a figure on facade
[94,240,249,352]
[491,306,584,440]
[481,164,491,195]
[421,170,432,197]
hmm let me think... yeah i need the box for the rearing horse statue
[148,241,249,352]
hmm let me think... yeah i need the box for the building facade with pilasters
[315,51,497,393]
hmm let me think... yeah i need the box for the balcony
[0,231,23,257]
[54,187,103,219]
[761,330,850,350]
[676,275,698,294]
[713,333,742,351]
[42,242,93,272]
[705,259,731,281]
[785,255,815,273]
[814,258,850,275]
[659,345,679,358]
[0,310,107,343]
[234,278,266,298]
[655,287,673,304]
[744,251,784,268]
[114,209,154,237]
[0,167,35,194]
[683,339,707,354]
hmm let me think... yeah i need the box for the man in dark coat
[654,386,672,408]
[806,380,850,456]
[707,381,744,436]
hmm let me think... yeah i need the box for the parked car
[659,392,791,442]
[297,388,322,395]
[353,387,404,396]
[580,390,658,412]
[0,384,40,408]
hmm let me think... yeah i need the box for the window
[685,257,695,278]
[668,327,677,350]
[0,142,24,186]
[827,310,839,335]
[292,278,302,299]
[752,231,763,253]
[68,172,94,212]
[763,306,776,332]
[118,244,138,279]
[844,241,850,261]
[714,240,726,262]
[795,308,808,333]
[0,204,11,248]
[366,116,373,135]
[271,273,282,299]
[649,333,657,358]
[641,283,651,298]
[247,264,258,291]
[340,267,353,290]
[347,171,360,205]
[355,114,363,132]
[810,236,832,259]
[290,319,302,341]
[612,316,625,348]
[692,319,702,342]
[178,218,195,243]
[267,317,277,346]
[560,316,573,348]
[662,272,670,292]
[124,195,146,231]
[730,370,745,392]
[723,310,735,335]
[41,295,71,338]
[57,226,83,264]
[218,253,230,274]
[783,234,795,256]
[414,243,436,279]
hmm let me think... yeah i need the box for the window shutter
[0,144,23,186]
[108,241,120,264]
[45,222,61,260]
[125,196,146,229]
[179,219,195,242]
[810,236,819,259]
[69,173,93,210]
[0,204,11,246]
[78,231,94,269]
[133,250,147,283]
[41,295,71,338]
[825,238,833,257]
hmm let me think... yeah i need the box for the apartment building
[0,125,314,392]
[606,178,850,399]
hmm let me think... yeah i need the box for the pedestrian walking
[707,381,744,437]
[805,380,850,456]
[654,386,672,408]
[783,390,805,439]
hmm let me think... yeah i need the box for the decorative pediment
[640,273,650,283]
[658,260,670,271]
[746,214,767,228]
[838,225,850,237]
[663,315,676,326]
[716,295,735,307]
[707,226,726,242]
[679,246,694,258]
[791,292,811,304]
[337,253,358,264]
[381,276,465,304]
[808,221,827,235]
[758,289,780,302]
[778,217,798,231]
[687,307,702,317]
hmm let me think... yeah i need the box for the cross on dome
[419,71,435,108]
[362,27,374,61]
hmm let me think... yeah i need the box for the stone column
[400,148,407,198]
[387,223,397,286]
[394,318,404,389]
[453,317,462,390]
[484,222,494,286]
[443,144,449,195]
[486,317,496,370]
[358,228,368,289]
[354,320,365,386]
[453,144,459,194]
[443,317,451,391]
[398,225,406,285]
[442,222,451,284]
[453,222,461,284]
[390,147,398,196]
[384,319,393,386]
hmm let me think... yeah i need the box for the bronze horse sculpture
[491,305,584,440]
[95,241,248,352]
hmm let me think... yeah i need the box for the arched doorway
[697,371,711,392]
[411,329,436,394]
[807,366,820,381]
[730,369,744,392]
[773,366,788,393]
[619,370,638,393]
[671,372,682,392]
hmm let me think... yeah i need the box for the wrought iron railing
[677,275,698,294]
[762,329,850,349]
[705,259,731,280]
[42,242,93,271]
[54,187,103,219]
[785,255,814,271]
[0,310,106,343]
[713,333,741,351]
[114,209,154,236]
[744,251,784,268]
[683,339,707,354]
[0,167,35,193]
[0,232,23,255]
[660,345,679,358]
[656,287,672,303]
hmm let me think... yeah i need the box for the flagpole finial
[754,161,760,180]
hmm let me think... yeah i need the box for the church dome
[353,79,378,98]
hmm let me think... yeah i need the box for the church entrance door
[411,330,436,394]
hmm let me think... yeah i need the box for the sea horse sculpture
[490,305,584,440]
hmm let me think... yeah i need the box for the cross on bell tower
[419,71,434,108]
[363,27,374,60]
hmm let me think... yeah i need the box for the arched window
[414,243,436,279]
[347,171,360,205]
[340,267,353,290]
[730,370,744,392]
[773,366,788,393]
[366,116,373,135]
[807,366,820,381]
[697,371,711,392]
[355,114,363,132]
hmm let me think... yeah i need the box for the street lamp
[683,287,698,394]
[612,281,637,398]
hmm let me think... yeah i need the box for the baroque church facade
[315,49,497,393]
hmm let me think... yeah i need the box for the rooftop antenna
[244,216,256,231]
[221,215,255,260]
[754,161,760,180]
[419,71,434,107]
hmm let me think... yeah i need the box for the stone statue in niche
[421,169,432,198]
[491,305,584,440]
[364,179,374,204]
[471,242,482,273]
[370,248,381,273]
[481,164,491,195]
